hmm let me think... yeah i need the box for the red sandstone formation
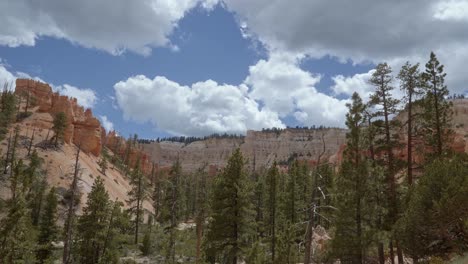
[15,79,102,156]
[104,131,154,175]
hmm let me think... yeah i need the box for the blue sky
[0,1,467,138]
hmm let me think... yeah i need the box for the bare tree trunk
[63,145,81,264]
[304,133,326,264]
[4,132,12,174]
[27,129,35,156]
[397,240,404,263]
[389,240,395,264]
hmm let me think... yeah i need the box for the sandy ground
[0,109,152,216]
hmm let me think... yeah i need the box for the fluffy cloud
[53,84,97,109]
[0,0,218,55]
[114,75,284,136]
[114,52,350,136]
[99,115,114,132]
[331,70,375,99]
[224,0,468,93]
[0,65,16,89]
[245,52,348,127]
[245,52,321,117]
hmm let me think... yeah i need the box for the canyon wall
[15,79,102,156]
[141,128,347,173]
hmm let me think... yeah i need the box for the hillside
[1,79,152,213]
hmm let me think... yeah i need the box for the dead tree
[63,145,81,264]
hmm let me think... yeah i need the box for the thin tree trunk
[407,92,413,185]
[4,132,11,174]
[28,129,35,156]
[304,134,326,264]
[134,174,142,244]
[396,240,404,264]
[195,215,203,263]
[433,76,442,156]
[389,240,395,264]
[102,202,117,258]
[63,145,81,264]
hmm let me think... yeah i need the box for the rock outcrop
[15,79,102,156]
[140,128,347,173]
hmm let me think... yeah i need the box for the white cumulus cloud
[114,75,284,136]
[224,0,468,94]
[114,51,351,135]
[0,0,219,55]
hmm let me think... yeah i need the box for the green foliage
[36,187,59,264]
[204,149,255,263]
[0,193,37,263]
[140,231,153,256]
[52,111,67,147]
[396,156,468,259]
[420,52,453,158]
[0,88,17,140]
[126,157,148,244]
[75,177,111,263]
[98,156,108,176]
[330,93,383,263]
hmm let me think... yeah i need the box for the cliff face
[141,128,347,173]
[15,79,102,156]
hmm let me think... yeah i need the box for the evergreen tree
[265,163,279,262]
[127,157,147,245]
[330,92,375,263]
[204,149,255,264]
[76,177,111,264]
[98,156,108,176]
[194,166,210,263]
[0,88,17,140]
[161,160,182,264]
[0,193,36,263]
[420,52,452,158]
[101,200,129,263]
[396,156,468,261]
[369,62,403,263]
[52,111,67,147]
[398,62,423,185]
[36,187,59,264]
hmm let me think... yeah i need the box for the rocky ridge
[15,79,102,156]
[140,128,348,173]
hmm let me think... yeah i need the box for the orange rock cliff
[15,79,103,156]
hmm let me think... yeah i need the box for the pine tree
[0,193,36,263]
[98,156,108,176]
[398,62,423,186]
[330,92,375,264]
[369,62,403,263]
[127,157,147,245]
[204,149,255,264]
[161,159,182,264]
[52,111,67,147]
[0,88,17,140]
[420,52,452,158]
[194,166,209,263]
[36,187,59,264]
[265,162,279,262]
[101,200,129,263]
[76,177,111,264]
[396,156,468,261]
